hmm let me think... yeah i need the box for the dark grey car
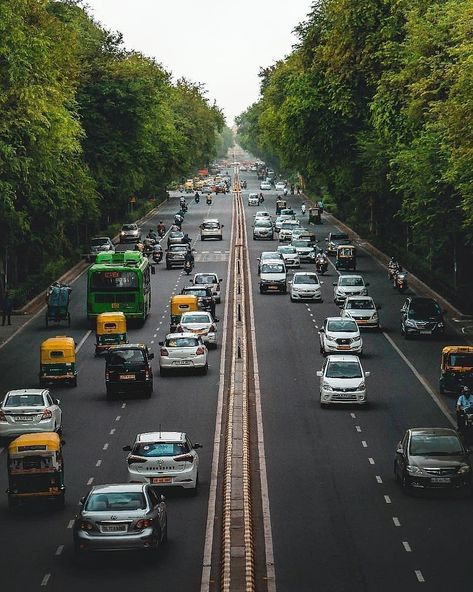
[394,427,472,493]
[73,483,167,555]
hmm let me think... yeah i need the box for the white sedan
[158,333,208,376]
[260,181,272,190]
[317,355,369,406]
[275,182,286,191]
[319,317,363,356]
[248,193,260,206]
[0,389,62,437]
[177,311,218,348]
[290,271,322,302]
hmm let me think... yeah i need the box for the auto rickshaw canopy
[441,346,473,369]
[170,295,199,317]
[40,336,76,364]
[96,312,127,335]
[336,245,356,258]
[8,432,61,455]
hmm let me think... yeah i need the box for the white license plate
[15,416,34,422]
[174,360,192,365]
[431,477,451,483]
[338,393,353,398]
[101,524,128,533]
[119,374,135,380]
[420,330,432,335]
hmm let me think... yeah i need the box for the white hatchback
[248,193,260,206]
[341,296,380,329]
[333,275,369,305]
[317,355,369,406]
[319,317,363,355]
[275,181,286,191]
[277,245,300,268]
[290,271,322,301]
[159,333,208,375]
[124,431,202,492]
[279,220,301,242]
[178,311,218,348]
[200,219,223,241]
[0,389,62,437]
[260,181,272,190]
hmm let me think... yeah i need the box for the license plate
[420,330,432,335]
[357,320,367,324]
[338,345,350,350]
[111,303,120,309]
[152,477,172,484]
[338,393,353,398]
[101,524,128,533]
[174,360,191,365]
[15,416,34,422]
[119,374,135,380]
[431,477,450,483]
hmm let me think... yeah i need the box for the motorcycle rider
[182,233,191,246]
[184,246,194,269]
[259,192,264,204]
[457,386,473,424]
[147,229,158,242]
[316,249,328,272]
[174,213,184,228]
[388,256,399,281]
[301,204,306,215]
[157,221,166,236]
[194,191,200,203]
[393,264,404,288]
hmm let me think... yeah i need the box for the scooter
[184,260,193,275]
[459,408,473,446]
[206,197,212,205]
[195,194,200,203]
[157,227,166,238]
[152,247,163,264]
[393,270,408,293]
[315,256,328,275]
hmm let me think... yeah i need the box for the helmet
[462,386,471,394]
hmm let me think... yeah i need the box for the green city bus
[87,251,152,321]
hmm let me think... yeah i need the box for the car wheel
[200,363,208,376]
[162,521,168,544]
[190,474,199,496]
[439,383,445,395]
[166,265,171,270]
[7,496,18,510]
[71,377,77,388]
[145,384,153,398]
[401,473,411,494]
[290,296,295,302]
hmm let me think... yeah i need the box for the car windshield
[134,441,189,458]
[182,289,208,297]
[170,245,187,252]
[448,353,473,368]
[261,253,280,260]
[278,247,296,254]
[409,434,463,456]
[85,492,146,511]
[331,233,348,241]
[326,361,362,379]
[292,241,312,248]
[170,232,183,238]
[166,337,200,348]
[261,264,285,273]
[5,394,44,407]
[91,238,109,246]
[293,274,318,285]
[122,225,137,231]
[194,275,217,284]
[339,277,364,287]
[107,349,145,365]
[182,314,211,323]
[327,320,358,332]
[408,300,441,319]
[282,222,298,229]
[346,299,374,310]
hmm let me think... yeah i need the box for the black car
[395,428,472,493]
[180,286,214,312]
[326,232,350,255]
[105,344,154,399]
[166,245,188,269]
[400,296,445,339]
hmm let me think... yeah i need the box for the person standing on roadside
[1,290,13,326]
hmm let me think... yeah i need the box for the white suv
[200,219,223,241]
[317,355,369,406]
[123,431,202,492]
[333,275,369,305]
[319,317,363,356]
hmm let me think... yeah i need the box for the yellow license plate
[152,477,172,484]
[111,303,120,309]
[338,345,350,350]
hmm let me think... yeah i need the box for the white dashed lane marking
[403,542,412,552]
[375,475,383,484]
[393,517,401,527]
[415,570,425,583]
[121,403,126,409]
[368,457,375,465]
[67,520,74,529]
[115,416,121,422]
[361,441,368,448]
[87,477,94,485]
[103,443,109,450]
[110,428,116,435]
[355,426,362,432]
[41,574,51,587]
[350,413,356,419]
[384,495,391,504]
[55,545,64,556]
[96,459,102,467]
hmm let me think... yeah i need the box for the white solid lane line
[76,329,92,352]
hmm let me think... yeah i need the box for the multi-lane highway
[0,166,472,592]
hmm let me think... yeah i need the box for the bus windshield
[90,270,138,291]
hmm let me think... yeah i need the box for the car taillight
[196,347,205,355]
[0,411,6,422]
[127,455,145,465]
[209,325,216,332]
[105,370,110,380]
[41,409,53,419]
[79,520,96,531]
[134,518,153,530]
[160,348,169,356]
[173,454,194,463]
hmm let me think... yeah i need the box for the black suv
[180,286,214,312]
[105,344,154,399]
[166,244,188,269]
[400,296,445,339]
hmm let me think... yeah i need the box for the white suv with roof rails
[200,219,223,241]
[317,355,369,406]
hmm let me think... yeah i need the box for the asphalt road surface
[0,171,472,592]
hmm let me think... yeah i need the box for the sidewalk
[0,313,33,348]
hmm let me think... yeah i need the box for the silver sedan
[0,389,62,438]
[73,483,167,555]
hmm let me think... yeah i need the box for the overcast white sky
[83,0,313,124]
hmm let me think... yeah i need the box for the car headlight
[405,319,416,327]
[120,231,125,235]
[458,464,471,474]
[372,313,378,320]
[437,322,444,328]
[358,382,365,390]
[325,335,336,342]
[406,465,423,476]
[351,336,361,342]
[322,383,333,391]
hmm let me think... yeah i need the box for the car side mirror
[396,444,403,455]
[333,282,337,286]
[316,371,323,377]
[194,443,203,449]
[320,281,324,285]
[319,328,325,333]
[55,398,61,405]
[325,238,328,241]
[148,353,154,360]
[158,341,164,346]
[365,282,370,287]
[122,445,132,452]
[215,318,220,322]
[221,225,224,228]
[151,266,156,275]
[365,371,371,377]
[189,279,194,284]
[80,496,86,505]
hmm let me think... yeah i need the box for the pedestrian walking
[2,290,13,326]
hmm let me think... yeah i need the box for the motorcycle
[459,407,473,446]
[393,270,408,293]
[180,203,188,212]
[152,245,163,263]
[206,197,212,205]
[388,261,398,281]
[195,194,200,203]
[157,227,166,238]
[315,255,328,275]
[184,260,193,275]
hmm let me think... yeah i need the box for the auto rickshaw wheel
[71,376,77,388]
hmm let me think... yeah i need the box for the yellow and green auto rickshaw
[7,432,65,509]
[335,245,357,271]
[95,312,128,355]
[39,336,77,387]
[439,346,473,394]
[276,199,287,215]
[170,295,199,333]
[308,207,322,224]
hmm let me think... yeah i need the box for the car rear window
[134,442,189,457]
[326,361,362,379]
[203,222,220,229]
[409,434,463,456]
[91,238,109,246]
[122,224,137,231]
[331,233,348,241]
[327,320,358,332]
[107,349,145,365]
[408,300,441,318]
[5,394,45,407]
[166,337,200,348]
[278,247,296,254]
[182,313,211,323]
[86,492,146,511]
[195,275,217,284]
[256,221,272,227]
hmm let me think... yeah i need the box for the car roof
[90,483,147,494]
[202,218,220,223]
[6,389,48,396]
[261,259,285,265]
[326,316,353,322]
[345,295,373,301]
[92,236,111,241]
[136,431,185,443]
[325,355,361,363]
[181,311,211,317]
[164,332,201,340]
[408,296,437,304]
[339,274,363,280]
[408,427,458,437]
[293,271,317,276]
[194,272,217,277]
[108,343,147,351]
